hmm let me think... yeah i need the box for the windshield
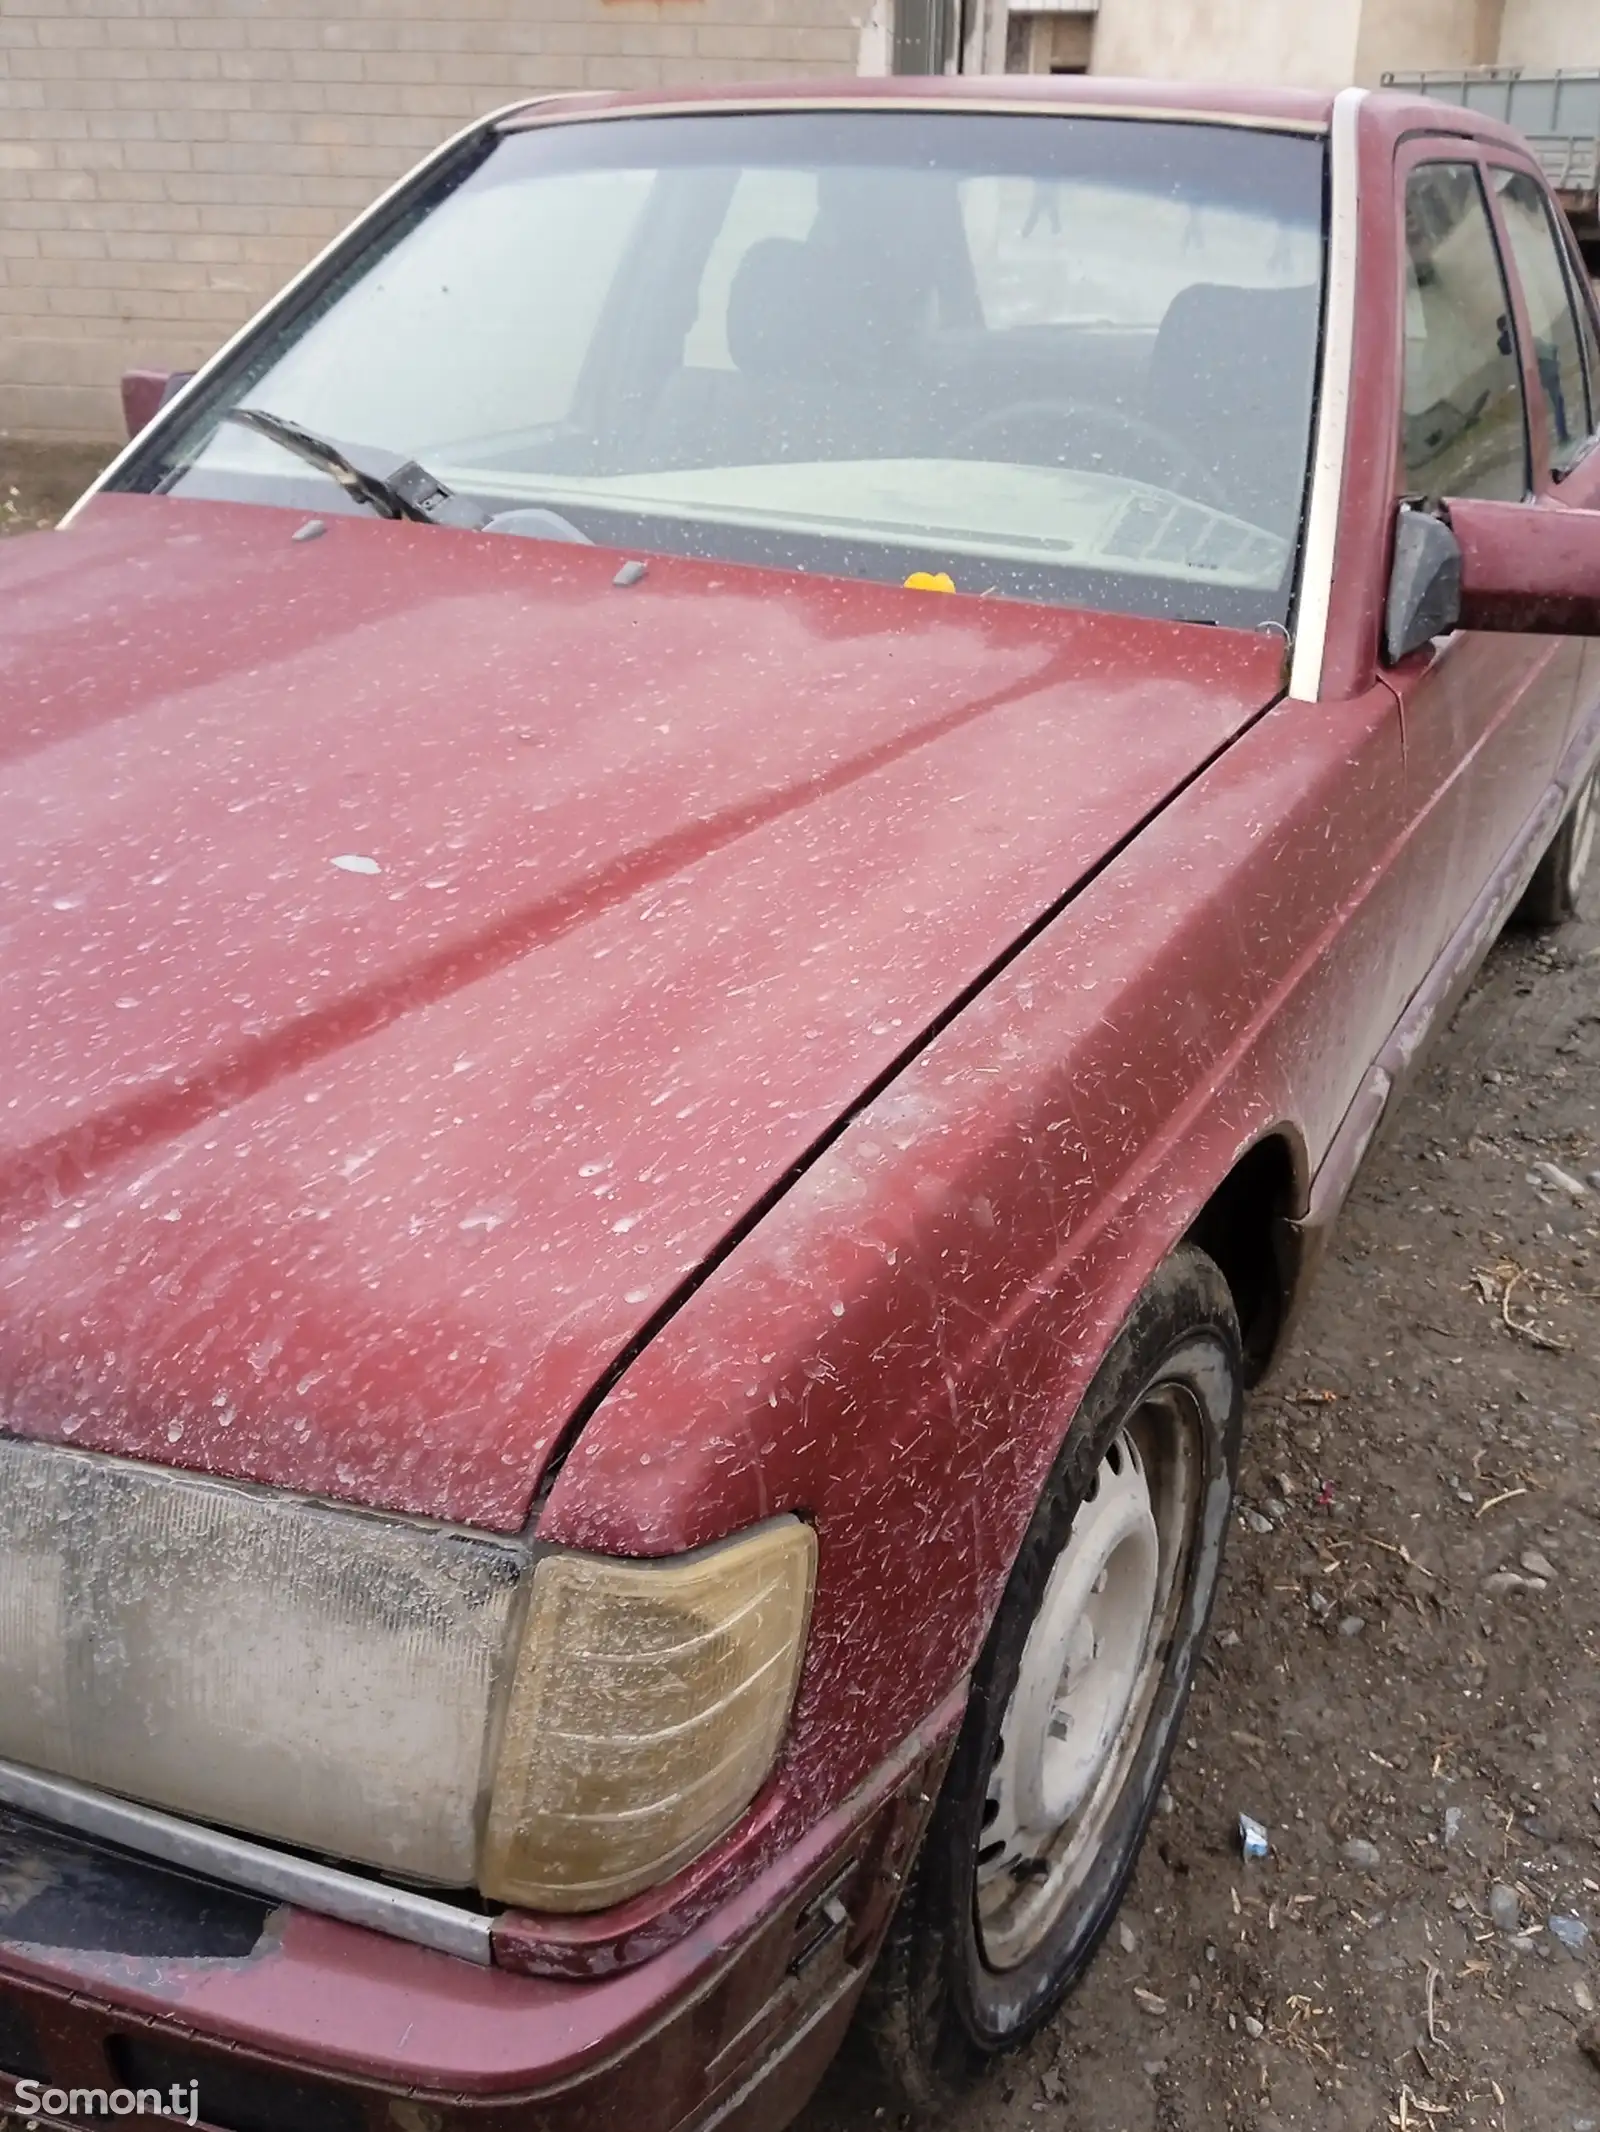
[123,110,1327,627]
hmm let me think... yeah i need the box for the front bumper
[0,1723,954,2132]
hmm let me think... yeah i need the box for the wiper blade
[219,408,489,529]
[221,407,403,517]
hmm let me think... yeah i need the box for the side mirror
[1448,492,1600,636]
[1384,504,1462,662]
[120,368,194,441]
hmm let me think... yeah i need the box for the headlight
[0,1436,522,1883]
[482,1520,816,1911]
[0,1437,814,1911]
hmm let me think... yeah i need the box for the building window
[1004,10,1094,75]
[892,0,963,72]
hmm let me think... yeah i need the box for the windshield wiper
[219,407,489,528]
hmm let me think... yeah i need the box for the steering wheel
[946,398,1231,515]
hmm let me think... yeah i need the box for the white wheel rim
[1004,1436,1158,1838]
[975,1393,1200,1970]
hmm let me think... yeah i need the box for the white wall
[1091,0,1596,90]
[1499,0,1600,68]
[1354,0,1489,82]
[1090,0,1361,87]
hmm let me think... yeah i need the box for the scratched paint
[0,499,1280,1531]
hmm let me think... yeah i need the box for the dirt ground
[6,449,1598,2132]
[0,440,109,536]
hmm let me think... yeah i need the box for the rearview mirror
[1383,494,1600,663]
[120,368,194,441]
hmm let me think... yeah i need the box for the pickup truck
[2,72,1599,2132]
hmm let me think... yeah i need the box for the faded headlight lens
[481,1519,816,1912]
[0,1436,522,1884]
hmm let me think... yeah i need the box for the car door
[1379,147,1581,972]
[1485,156,1600,760]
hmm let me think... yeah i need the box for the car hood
[0,497,1284,1528]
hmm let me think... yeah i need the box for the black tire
[1517,768,1597,928]
[863,1244,1243,2115]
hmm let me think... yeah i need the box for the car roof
[495,74,1340,136]
[495,76,1551,153]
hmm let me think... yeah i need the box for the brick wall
[0,0,879,441]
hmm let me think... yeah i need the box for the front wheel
[1517,766,1597,927]
[864,1244,1243,2113]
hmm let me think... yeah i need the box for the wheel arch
[1182,1127,1308,1383]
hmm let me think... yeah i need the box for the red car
[2,72,1599,2132]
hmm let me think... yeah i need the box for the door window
[1491,165,1596,473]
[1573,251,1600,427]
[1401,163,1528,501]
